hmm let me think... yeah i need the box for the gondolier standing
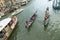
[45,7,49,18]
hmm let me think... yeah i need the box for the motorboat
[0,16,18,40]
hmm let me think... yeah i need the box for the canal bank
[2,0,60,40]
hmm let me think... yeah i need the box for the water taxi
[0,16,17,40]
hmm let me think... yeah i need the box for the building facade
[0,0,16,11]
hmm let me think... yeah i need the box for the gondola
[44,7,50,27]
[44,14,49,27]
[25,11,37,28]
[44,17,49,27]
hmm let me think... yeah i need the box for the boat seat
[5,30,11,37]
[11,23,15,29]
[4,26,10,32]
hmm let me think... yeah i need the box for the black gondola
[44,7,50,27]
[25,11,37,28]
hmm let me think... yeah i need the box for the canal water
[1,0,60,40]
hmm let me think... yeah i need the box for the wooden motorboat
[25,11,37,28]
[0,16,18,40]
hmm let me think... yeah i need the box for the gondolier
[45,7,49,18]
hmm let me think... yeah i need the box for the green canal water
[1,0,60,40]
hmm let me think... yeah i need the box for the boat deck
[0,17,17,40]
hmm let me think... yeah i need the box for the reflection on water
[44,25,48,31]
[8,0,60,40]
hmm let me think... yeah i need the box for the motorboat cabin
[0,16,17,40]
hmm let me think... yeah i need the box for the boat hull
[4,16,18,40]
[25,14,36,29]
[44,18,49,27]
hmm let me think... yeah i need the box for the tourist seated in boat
[8,16,16,27]
[26,21,32,27]
[45,13,49,19]
[12,16,17,22]
[30,16,34,21]
[26,21,31,25]
[45,15,48,20]
[8,20,13,26]
[26,21,29,26]
[30,14,36,22]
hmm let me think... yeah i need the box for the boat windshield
[0,18,11,31]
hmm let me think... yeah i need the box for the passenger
[13,16,16,21]
[30,14,36,22]
[11,16,16,22]
[0,29,5,38]
[8,20,13,26]
[45,16,48,20]
[31,17,34,20]
[25,21,29,28]
[26,21,28,25]
[2,29,6,34]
